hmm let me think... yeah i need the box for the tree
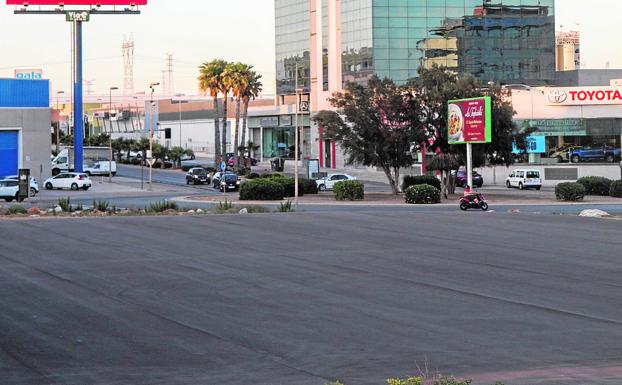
[220,63,235,157]
[240,69,262,154]
[223,62,249,156]
[198,59,229,163]
[313,76,425,194]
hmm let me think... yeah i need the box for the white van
[506,169,542,190]
[84,161,117,176]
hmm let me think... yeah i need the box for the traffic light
[165,128,171,139]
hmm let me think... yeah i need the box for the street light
[294,62,300,208]
[108,87,119,182]
[56,90,64,154]
[148,82,160,190]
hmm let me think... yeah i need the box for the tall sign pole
[73,18,84,172]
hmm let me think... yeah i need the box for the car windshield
[224,174,238,181]
[526,171,539,178]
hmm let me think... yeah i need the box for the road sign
[220,161,226,172]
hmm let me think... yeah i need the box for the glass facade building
[275,0,555,95]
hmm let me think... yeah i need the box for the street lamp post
[149,82,160,190]
[108,86,118,182]
[294,62,301,208]
[55,91,64,155]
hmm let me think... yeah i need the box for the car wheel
[45,182,53,190]
[4,198,12,202]
[14,193,19,202]
[318,184,326,191]
[606,154,614,163]
[186,179,190,185]
[30,187,37,196]
[519,182,524,190]
[571,155,580,163]
[71,183,79,191]
[536,186,541,191]
[112,172,117,177]
[82,186,89,191]
[557,156,564,163]
[506,181,511,189]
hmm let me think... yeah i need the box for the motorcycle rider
[463,185,479,204]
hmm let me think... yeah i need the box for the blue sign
[220,161,226,172]
[513,136,546,154]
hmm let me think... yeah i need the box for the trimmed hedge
[334,180,364,201]
[555,182,586,201]
[404,184,441,204]
[246,172,260,179]
[402,175,441,192]
[577,176,613,196]
[239,179,285,200]
[610,179,622,198]
[299,178,318,194]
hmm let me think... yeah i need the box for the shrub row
[576,176,613,196]
[404,184,441,204]
[555,182,586,201]
[402,175,441,192]
[333,180,364,201]
[611,179,622,197]
[239,179,285,200]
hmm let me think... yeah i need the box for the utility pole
[294,62,299,208]
[149,82,160,190]
[56,90,64,155]
[109,86,118,182]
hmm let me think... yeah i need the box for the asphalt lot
[1,212,622,385]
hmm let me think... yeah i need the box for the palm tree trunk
[221,96,228,157]
[241,99,249,153]
[214,96,220,163]
[234,98,241,156]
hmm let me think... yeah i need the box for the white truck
[84,160,117,176]
[51,147,111,176]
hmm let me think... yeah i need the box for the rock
[579,209,611,218]
[54,206,63,214]
[27,207,41,215]
[196,208,204,214]
[508,209,521,214]
[238,208,248,214]
[187,210,196,214]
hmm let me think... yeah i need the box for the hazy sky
[0,0,619,97]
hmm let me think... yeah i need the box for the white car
[506,169,542,190]
[84,161,117,176]
[5,175,39,196]
[44,173,92,191]
[316,173,356,191]
[0,179,19,202]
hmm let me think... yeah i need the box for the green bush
[58,197,72,212]
[246,172,260,179]
[555,182,586,201]
[266,176,303,197]
[92,199,110,212]
[239,178,285,200]
[299,178,318,194]
[333,180,364,201]
[278,200,294,212]
[576,176,613,196]
[148,200,179,213]
[404,184,441,204]
[402,175,441,192]
[8,205,27,215]
[387,376,423,385]
[258,173,281,179]
[610,179,622,198]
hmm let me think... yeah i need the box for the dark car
[453,170,483,188]
[185,167,210,185]
[212,171,240,192]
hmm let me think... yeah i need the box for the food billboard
[447,96,492,144]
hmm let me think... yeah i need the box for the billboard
[447,96,492,144]
[512,136,545,154]
[14,69,43,80]
[7,0,147,4]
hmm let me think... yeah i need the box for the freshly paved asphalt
[1,211,622,384]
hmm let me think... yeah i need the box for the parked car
[212,171,240,192]
[453,170,483,188]
[84,161,117,176]
[549,145,582,163]
[0,179,19,202]
[506,169,541,190]
[44,173,92,191]
[569,145,621,163]
[316,173,356,191]
[180,153,195,161]
[5,175,39,196]
[185,167,210,185]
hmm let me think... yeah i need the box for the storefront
[511,86,622,164]
[248,112,311,161]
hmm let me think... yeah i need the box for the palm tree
[223,62,250,156]
[220,63,237,158]
[198,59,228,163]
[240,69,263,154]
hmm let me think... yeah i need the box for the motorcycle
[459,193,489,211]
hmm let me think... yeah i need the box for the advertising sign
[522,119,587,137]
[447,96,492,144]
[14,69,42,80]
[512,136,545,154]
[545,87,622,106]
[7,0,147,4]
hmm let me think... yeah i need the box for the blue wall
[0,131,18,178]
[0,78,49,108]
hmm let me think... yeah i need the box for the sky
[0,0,620,98]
